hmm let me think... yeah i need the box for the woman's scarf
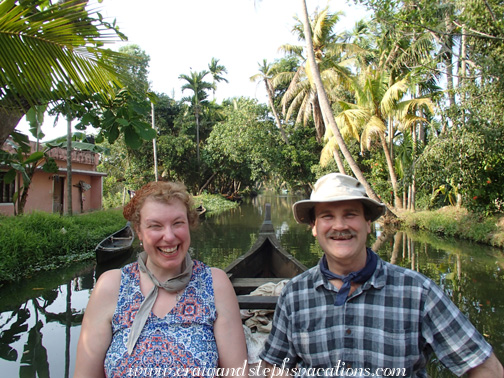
[319,248,377,306]
[126,251,193,354]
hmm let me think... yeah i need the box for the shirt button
[345,329,351,335]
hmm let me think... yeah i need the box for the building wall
[0,142,106,216]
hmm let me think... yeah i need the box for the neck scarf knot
[126,251,193,354]
[319,248,377,306]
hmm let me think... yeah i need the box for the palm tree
[250,59,289,144]
[336,71,434,209]
[208,57,228,99]
[0,0,127,147]
[179,70,214,165]
[273,6,367,173]
[298,0,387,210]
[274,7,357,143]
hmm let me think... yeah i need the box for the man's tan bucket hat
[293,173,387,224]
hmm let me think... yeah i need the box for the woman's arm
[74,269,121,378]
[211,268,248,378]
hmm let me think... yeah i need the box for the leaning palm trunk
[299,0,391,215]
[379,134,401,209]
[332,148,346,175]
[265,79,289,144]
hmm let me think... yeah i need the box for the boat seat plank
[237,295,278,310]
[231,277,287,290]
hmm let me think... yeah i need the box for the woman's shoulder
[209,267,229,285]
[209,267,237,309]
[94,268,123,298]
[189,260,229,286]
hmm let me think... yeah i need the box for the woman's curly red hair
[123,181,198,231]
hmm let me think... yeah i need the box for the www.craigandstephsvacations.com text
[126,359,408,377]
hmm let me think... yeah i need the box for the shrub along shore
[398,206,504,248]
[0,193,238,286]
[0,200,502,286]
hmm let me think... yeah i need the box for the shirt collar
[313,249,387,291]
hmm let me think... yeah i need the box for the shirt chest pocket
[358,325,421,370]
[292,326,343,367]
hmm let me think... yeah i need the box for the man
[259,173,503,377]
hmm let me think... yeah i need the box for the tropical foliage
[2,0,504,217]
[0,0,130,146]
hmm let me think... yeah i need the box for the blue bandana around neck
[319,248,377,306]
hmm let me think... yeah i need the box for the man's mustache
[326,230,357,238]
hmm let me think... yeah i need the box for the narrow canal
[1,193,503,377]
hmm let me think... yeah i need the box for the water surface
[1,193,503,377]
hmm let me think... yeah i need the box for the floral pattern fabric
[104,260,218,377]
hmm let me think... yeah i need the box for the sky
[17,0,370,140]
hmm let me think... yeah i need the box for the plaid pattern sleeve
[259,254,493,378]
[421,278,492,376]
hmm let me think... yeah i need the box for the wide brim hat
[293,173,387,224]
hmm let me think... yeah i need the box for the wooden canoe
[224,203,307,309]
[95,222,135,265]
[196,205,207,217]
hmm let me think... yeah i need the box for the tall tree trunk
[0,110,24,147]
[411,175,416,212]
[66,116,73,216]
[299,0,394,217]
[459,26,467,127]
[408,185,412,210]
[195,109,200,165]
[199,172,217,195]
[152,103,159,181]
[387,115,394,162]
[380,134,401,209]
[265,79,289,144]
[332,149,346,175]
[17,165,37,215]
[442,9,456,135]
[411,117,418,212]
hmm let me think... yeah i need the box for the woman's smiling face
[137,198,191,279]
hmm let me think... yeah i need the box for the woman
[74,181,248,377]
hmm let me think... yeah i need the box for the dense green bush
[0,209,126,284]
[400,207,504,247]
[193,193,239,215]
[416,126,504,215]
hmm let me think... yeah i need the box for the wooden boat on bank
[196,205,207,217]
[95,222,135,265]
[225,203,307,309]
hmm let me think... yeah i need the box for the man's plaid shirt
[260,250,492,377]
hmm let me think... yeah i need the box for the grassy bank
[398,206,504,248]
[0,208,126,284]
[3,200,500,286]
[193,193,239,215]
[0,194,238,286]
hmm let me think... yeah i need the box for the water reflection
[0,194,503,377]
[0,263,94,377]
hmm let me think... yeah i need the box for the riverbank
[0,193,238,285]
[1,201,502,286]
[397,206,504,248]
